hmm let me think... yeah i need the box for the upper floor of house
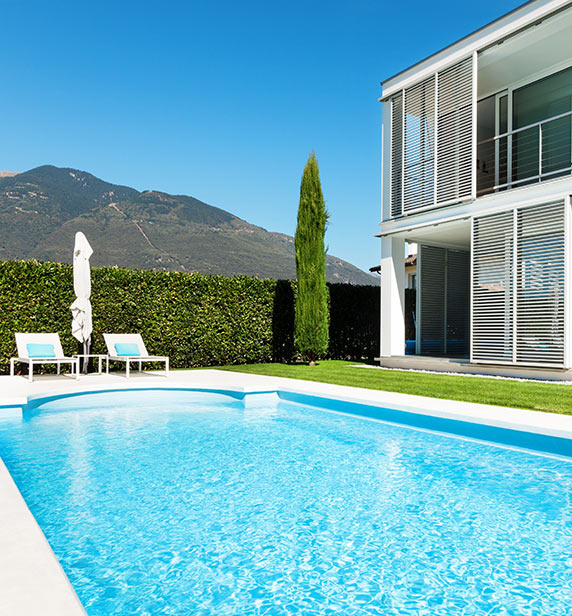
[381,0,572,224]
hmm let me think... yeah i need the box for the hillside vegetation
[0,166,375,284]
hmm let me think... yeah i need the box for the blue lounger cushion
[115,343,141,357]
[27,343,56,358]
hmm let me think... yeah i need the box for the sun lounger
[10,333,80,382]
[103,333,169,378]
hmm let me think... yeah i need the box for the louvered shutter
[446,250,470,356]
[390,93,403,217]
[404,77,435,212]
[472,201,566,366]
[436,58,474,203]
[391,56,474,217]
[420,245,470,356]
[472,211,514,362]
[419,245,445,355]
[516,202,565,365]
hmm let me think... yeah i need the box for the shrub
[0,260,379,374]
[294,152,329,363]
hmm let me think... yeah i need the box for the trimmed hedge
[0,260,379,374]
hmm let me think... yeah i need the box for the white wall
[380,236,405,356]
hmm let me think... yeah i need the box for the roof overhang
[380,0,572,101]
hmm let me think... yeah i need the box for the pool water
[1,390,572,615]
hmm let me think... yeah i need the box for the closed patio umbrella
[70,231,93,372]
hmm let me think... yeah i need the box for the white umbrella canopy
[70,232,93,366]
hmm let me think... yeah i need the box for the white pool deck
[1,368,572,615]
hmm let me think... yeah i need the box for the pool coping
[3,368,572,438]
[0,455,87,615]
[1,368,572,614]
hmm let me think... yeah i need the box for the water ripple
[0,390,571,615]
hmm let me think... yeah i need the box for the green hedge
[0,260,379,374]
[405,288,416,341]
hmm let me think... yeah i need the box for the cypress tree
[294,151,329,365]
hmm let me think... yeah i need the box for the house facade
[379,0,572,369]
[370,252,417,289]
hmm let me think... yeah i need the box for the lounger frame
[11,333,80,382]
[103,333,169,379]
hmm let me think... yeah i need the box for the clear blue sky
[1,0,523,272]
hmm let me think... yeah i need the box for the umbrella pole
[82,337,91,374]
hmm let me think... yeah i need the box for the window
[513,66,572,183]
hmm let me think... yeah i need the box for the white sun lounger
[103,333,169,378]
[10,333,80,382]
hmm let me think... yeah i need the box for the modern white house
[378,0,572,373]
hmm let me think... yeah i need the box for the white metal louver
[390,93,403,217]
[389,56,475,217]
[516,202,565,365]
[446,249,470,356]
[472,211,514,362]
[404,77,435,212]
[419,245,445,354]
[436,58,474,204]
[472,201,566,366]
[419,245,469,356]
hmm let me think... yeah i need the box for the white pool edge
[0,456,87,615]
[3,369,572,441]
[1,368,572,614]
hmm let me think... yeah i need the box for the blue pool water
[1,389,572,615]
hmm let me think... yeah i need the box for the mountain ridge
[0,165,376,285]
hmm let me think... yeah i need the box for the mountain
[0,165,376,285]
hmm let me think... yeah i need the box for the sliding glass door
[477,65,572,195]
[477,92,508,194]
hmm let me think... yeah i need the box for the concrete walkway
[1,368,572,615]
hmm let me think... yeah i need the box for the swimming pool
[0,388,571,615]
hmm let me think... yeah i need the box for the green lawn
[219,360,572,415]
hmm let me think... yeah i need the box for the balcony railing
[477,110,572,196]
